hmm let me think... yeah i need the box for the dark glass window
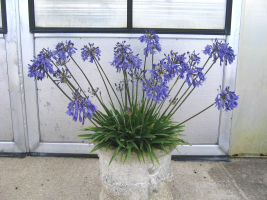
[29,0,232,35]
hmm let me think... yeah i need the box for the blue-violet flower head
[203,39,236,66]
[28,48,55,80]
[215,86,239,111]
[111,41,142,72]
[139,29,161,57]
[81,43,101,63]
[66,90,97,125]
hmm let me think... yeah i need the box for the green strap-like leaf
[150,150,160,165]
[109,145,121,166]
[90,141,110,153]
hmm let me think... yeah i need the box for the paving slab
[0,157,266,200]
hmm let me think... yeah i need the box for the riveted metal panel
[34,36,223,145]
[0,0,27,153]
[0,38,13,141]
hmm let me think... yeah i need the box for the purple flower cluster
[28,41,77,81]
[185,52,206,87]
[158,51,188,82]
[28,48,56,80]
[66,90,97,125]
[111,41,142,72]
[128,68,147,86]
[151,51,205,87]
[203,39,236,65]
[54,40,77,66]
[139,29,161,57]
[53,68,72,85]
[81,43,101,63]
[215,86,239,111]
[142,79,170,104]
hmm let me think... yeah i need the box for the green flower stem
[156,76,180,113]
[94,58,123,110]
[143,45,148,70]
[167,58,218,119]
[69,56,106,110]
[168,86,195,119]
[51,62,81,95]
[123,70,132,108]
[148,102,158,120]
[140,97,151,134]
[159,80,186,119]
[65,82,75,93]
[135,82,138,106]
[175,103,214,127]
[152,54,154,69]
[169,77,179,94]
[123,71,127,109]
[46,72,71,101]
[166,82,191,117]
[158,57,213,121]
[142,45,149,99]
[63,63,87,96]
[204,59,218,75]
[94,58,115,108]
[93,111,106,122]
[120,91,125,108]
[163,56,209,115]
[132,76,134,107]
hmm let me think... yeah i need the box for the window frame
[0,0,7,33]
[28,0,232,35]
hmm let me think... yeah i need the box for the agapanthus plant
[28,30,238,165]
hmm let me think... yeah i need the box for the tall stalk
[46,72,71,101]
[69,56,106,110]
[123,70,132,108]
[94,58,115,107]
[175,103,214,127]
[167,58,218,119]
[142,46,149,100]
[94,58,123,110]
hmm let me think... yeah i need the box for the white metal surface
[19,0,40,152]
[0,38,13,141]
[173,145,226,155]
[218,0,243,154]
[0,0,27,152]
[34,37,223,144]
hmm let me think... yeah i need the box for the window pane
[133,0,227,29]
[34,0,127,28]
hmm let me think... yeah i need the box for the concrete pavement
[0,157,266,199]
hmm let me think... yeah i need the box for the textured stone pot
[97,146,175,200]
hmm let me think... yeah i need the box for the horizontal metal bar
[0,142,24,152]
[0,152,230,162]
[34,33,226,40]
[173,145,226,155]
[171,155,231,162]
[32,142,94,154]
[31,27,229,34]
[30,143,226,155]
[0,152,27,158]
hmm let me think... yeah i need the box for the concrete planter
[97,146,175,200]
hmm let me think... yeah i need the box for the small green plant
[28,29,238,165]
